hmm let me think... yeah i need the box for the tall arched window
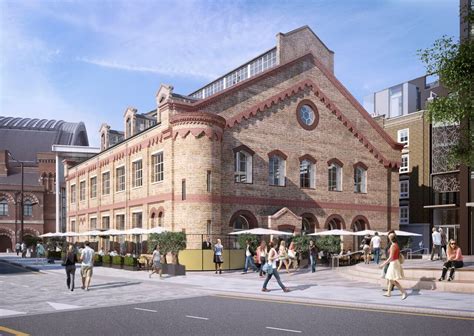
[232,215,249,231]
[150,213,156,227]
[0,198,8,216]
[23,200,33,217]
[353,163,368,193]
[300,159,316,188]
[158,212,164,227]
[269,155,286,186]
[233,145,254,184]
[328,159,343,191]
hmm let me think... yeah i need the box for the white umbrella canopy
[229,228,293,236]
[100,229,125,236]
[380,230,422,237]
[78,230,103,237]
[352,230,379,236]
[145,227,166,234]
[124,228,148,235]
[61,231,80,237]
[308,229,356,236]
[39,232,63,238]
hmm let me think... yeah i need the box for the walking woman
[257,241,268,277]
[287,241,298,271]
[309,240,318,273]
[277,240,290,273]
[214,238,224,274]
[262,241,290,293]
[63,244,78,291]
[439,239,464,281]
[380,233,408,300]
[149,245,163,279]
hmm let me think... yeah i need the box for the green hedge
[47,251,62,260]
[94,255,102,263]
[102,255,112,264]
[112,256,124,265]
[124,256,137,267]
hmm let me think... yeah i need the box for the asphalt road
[1,295,473,336]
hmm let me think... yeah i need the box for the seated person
[439,240,463,281]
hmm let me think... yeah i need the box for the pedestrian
[438,239,464,282]
[213,238,224,274]
[80,241,95,291]
[36,242,45,264]
[21,242,27,258]
[62,244,78,291]
[362,234,371,264]
[242,239,258,274]
[370,232,382,264]
[430,227,442,261]
[277,240,290,273]
[257,241,268,277]
[380,233,407,300]
[439,228,447,261]
[287,241,298,272]
[202,236,212,249]
[261,240,290,293]
[149,245,163,279]
[309,240,318,273]
[15,242,21,256]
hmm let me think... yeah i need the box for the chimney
[0,150,9,177]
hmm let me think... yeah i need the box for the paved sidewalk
[1,253,473,319]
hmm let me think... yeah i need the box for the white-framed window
[300,160,315,188]
[116,166,125,192]
[0,198,8,216]
[354,166,367,193]
[397,128,409,146]
[132,212,142,228]
[102,216,110,230]
[235,150,253,183]
[23,199,33,217]
[70,184,76,203]
[151,152,164,183]
[400,206,409,224]
[328,163,342,191]
[400,180,409,199]
[90,217,97,230]
[102,172,110,195]
[79,181,86,201]
[90,176,97,199]
[390,85,403,117]
[116,214,125,230]
[70,220,76,232]
[269,155,285,186]
[400,154,409,173]
[132,160,143,188]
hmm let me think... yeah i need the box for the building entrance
[436,224,460,243]
[0,235,12,252]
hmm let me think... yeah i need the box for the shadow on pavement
[289,284,318,291]
[89,281,142,290]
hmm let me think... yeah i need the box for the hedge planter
[112,256,124,269]
[102,255,112,267]
[123,256,139,271]
[163,263,186,276]
[94,255,103,267]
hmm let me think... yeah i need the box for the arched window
[326,215,344,230]
[150,212,156,227]
[0,198,8,216]
[354,163,367,193]
[269,155,286,186]
[158,212,164,227]
[328,160,343,191]
[232,215,249,231]
[23,200,33,217]
[234,145,254,184]
[300,160,315,188]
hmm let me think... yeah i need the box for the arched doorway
[351,216,370,248]
[325,214,345,230]
[229,210,258,231]
[300,213,318,234]
[0,235,12,252]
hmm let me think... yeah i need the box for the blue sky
[0,0,459,147]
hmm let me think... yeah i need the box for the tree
[148,232,187,264]
[417,14,474,167]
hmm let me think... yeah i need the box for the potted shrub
[315,236,341,264]
[94,254,103,266]
[112,255,124,269]
[102,255,112,267]
[123,256,138,271]
[292,235,311,267]
[148,232,187,276]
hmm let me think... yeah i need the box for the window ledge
[328,189,343,192]
[235,181,253,185]
[132,186,143,190]
[300,187,316,190]
[151,180,164,185]
[269,184,286,187]
[115,190,125,194]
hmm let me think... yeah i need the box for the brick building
[65,26,402,247]
[0,117,89,251]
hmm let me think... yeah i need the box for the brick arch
[353,161,368,170]
[351,215,370,230]
[22,228,40,237]
[229,210,258,230]
[325,214,346,230]
[233,144,255,156]
[0,192,15,204]
[299,154,317,164]
[327,158,344,167]
[0,228,15,241]
[267,150,288,160]
[277,224,295,233]
[22,193,40,205]
[300,212,319,233]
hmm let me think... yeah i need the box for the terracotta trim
[228,210,258,229]
[299,154,317,164]
[233,144,256,156]
[351,215,371,230]
[268,149,288,160]
[170,111,227,129]
[327,158,344,167]
[325,214,346,230]
[296,99,319,130]
[353,161,369,170]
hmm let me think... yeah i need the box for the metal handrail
[408,248,429,259]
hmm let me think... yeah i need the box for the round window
[296,100,319,130]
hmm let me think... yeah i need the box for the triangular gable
[269,207,302,221]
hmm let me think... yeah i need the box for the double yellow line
[215,294,474,321]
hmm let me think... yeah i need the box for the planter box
[123,265,139,271]
[111,264,123,269]
[94,261,103,267]
[162,263,186,276]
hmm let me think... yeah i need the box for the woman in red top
[439,239,464,281]
[380,233,407,300]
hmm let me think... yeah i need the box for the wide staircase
[338,256,474,294]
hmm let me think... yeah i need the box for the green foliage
[94,254,102,263]
[236,234,258,250]
[418,35,474,166]
[148,232,187,256]
[112,256,124,265]
[315,236,341,254]
[292,235,311,256]
[47,251,62,260]
[124,256,138,267]
[23,235,40,247]
[102,255,112,264]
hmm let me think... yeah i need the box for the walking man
[80,241,95,291]
[431,227,442,261]
[370,232,382,264]
[15,242,21,256]
[439,228,447,261]
[21,242,27,258]
[242,239,258,274]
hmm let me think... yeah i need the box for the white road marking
[0,309,27,317]
[134,308,157,313]
[47,302,82,310]
[266,327,302,333]
[186,315,209,320]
